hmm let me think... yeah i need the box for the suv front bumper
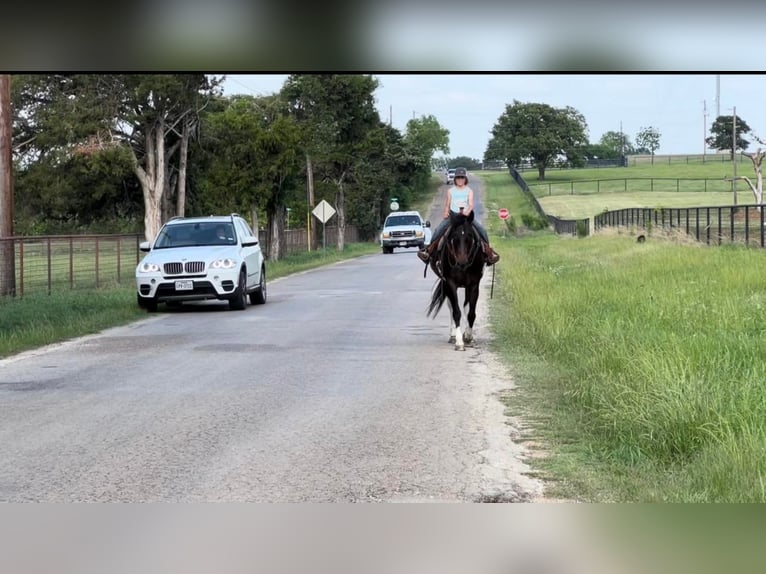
[136,268,240,303]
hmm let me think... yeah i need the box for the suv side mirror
[139,241,151,252]
[424,220,431,228]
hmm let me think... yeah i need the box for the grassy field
[521,161,761,221]
[479,170,766,502]
[539,191,738,220]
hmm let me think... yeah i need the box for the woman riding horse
[417,167,500,265]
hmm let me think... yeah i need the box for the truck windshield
[386,216,421,226]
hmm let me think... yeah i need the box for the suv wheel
[229,269,248,310]
[137,294,158,313]
[249,266,267,305]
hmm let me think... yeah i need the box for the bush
[521,213,549,230]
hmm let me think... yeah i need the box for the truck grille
[391,230,415,238]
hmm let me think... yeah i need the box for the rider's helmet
[453,167,468,180]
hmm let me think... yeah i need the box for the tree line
[7,74,450,260]
[484,100,766,180]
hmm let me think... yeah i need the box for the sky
[221,74,766,162]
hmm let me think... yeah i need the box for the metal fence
[0,234,142,296]
[529,177,739,197]
[594,204,766,248]
[509,167,589,236]
[0,225,362,297]
[628,153,748,166]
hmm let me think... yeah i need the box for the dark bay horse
[425,210,486,350]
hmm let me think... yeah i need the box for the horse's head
[446,210,478,267]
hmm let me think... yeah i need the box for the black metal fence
[529,177,740,197]
[548,215,589,236]
[510,167,589,236]
[594,204,766,248]
[628,153,749,166]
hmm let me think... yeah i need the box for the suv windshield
[154,221,237,249]
[385,215,421,227]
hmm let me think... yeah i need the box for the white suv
[380,211,431,254]
[135,214,266,312]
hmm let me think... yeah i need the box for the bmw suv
[135,214,266,312]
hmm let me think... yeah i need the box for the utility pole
[716,74,720,118]
[0,74,16,296]
[732,106,738,204]
[703,100,707,162]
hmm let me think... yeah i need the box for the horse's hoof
[455,345,465,351]
[448,336,456,344]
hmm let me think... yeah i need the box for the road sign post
[498,208,509,238]
[312,199,336,251]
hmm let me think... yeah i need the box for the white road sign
[312,200,336,224]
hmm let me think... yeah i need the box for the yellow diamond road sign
[312,199,336,224]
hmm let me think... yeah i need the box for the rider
[417,167,500,265]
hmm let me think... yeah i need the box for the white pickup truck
[380,211,431,254]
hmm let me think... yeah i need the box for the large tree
[707,114,751,161]
[11,74,219,241]
[282,74,380,250]
[486,100,588,180]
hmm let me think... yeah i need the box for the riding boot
[482,242,500,265]
[417,242,435,263]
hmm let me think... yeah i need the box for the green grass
[539,192,737,220]
[479,171,766,502]
[521,162,761,221]
[0,287,147,358]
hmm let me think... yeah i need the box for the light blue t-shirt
[449,186,471,213]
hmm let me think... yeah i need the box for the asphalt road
[0,178,543,502]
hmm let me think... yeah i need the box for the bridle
[445,222,480,270]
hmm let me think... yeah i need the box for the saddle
[422,221,482,279]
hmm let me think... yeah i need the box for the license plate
[175,280,193,291]
[399,241,408,246]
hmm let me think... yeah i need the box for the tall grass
[479,171,766,502]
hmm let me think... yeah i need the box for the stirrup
[417,250,430,263]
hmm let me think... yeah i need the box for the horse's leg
[446,285,464,351]
[446,297,457,344]
[463,282,480,346]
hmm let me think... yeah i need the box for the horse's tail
[426,279,446,318]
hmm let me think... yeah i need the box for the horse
[425,210,486,351]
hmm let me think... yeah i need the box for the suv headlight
[382,232,391,239]
[416,230,424,237]
[138,262,160,273]
[211,258,237,269]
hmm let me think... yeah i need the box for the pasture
[525,161,761,221]
[479,168,766,502]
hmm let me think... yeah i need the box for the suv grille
[391,230,415,238]
[164,262,205,275]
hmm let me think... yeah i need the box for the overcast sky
[221,74,766,161]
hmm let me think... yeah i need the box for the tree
[10,74,219,241]
[404,114,449,168]
[635,126,661,163]
[283,74,380,250]
[707,114,751,161]
[599,130,635,157]
[448,156,482,170]
[486,100,588,180]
